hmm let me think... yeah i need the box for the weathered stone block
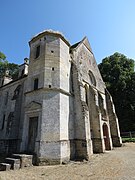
[5,158,20,170]
[0,163,11,171]
[12,154,33,168]
[112,136,122,147]
[92,138,104,153]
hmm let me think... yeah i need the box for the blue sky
[1,0,135,64]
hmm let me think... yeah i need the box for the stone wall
[0,77,26,154]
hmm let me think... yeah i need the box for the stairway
[0,154,33,171]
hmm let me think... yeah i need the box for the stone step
[0,163,11,171]
[5,158,20,170]
[12,154,33,168]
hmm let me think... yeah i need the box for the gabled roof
[70,37,93,54]
[70,41,81,49]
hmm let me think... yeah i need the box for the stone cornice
[25,87,73,96]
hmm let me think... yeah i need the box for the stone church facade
[0,30,122,165]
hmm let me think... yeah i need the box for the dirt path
[0,143,135,180]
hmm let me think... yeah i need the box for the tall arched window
[84,84,89,106]
[98,92,107,120]
[88,70,96,86]
[98,92,104,111]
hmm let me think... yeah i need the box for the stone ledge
[0,163,11,171]
[12,154,33,168]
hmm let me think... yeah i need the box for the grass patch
[122,137,135,143]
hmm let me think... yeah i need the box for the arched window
[88,70,96,86]
[6,112,14,135]
[98,92,107,120]
[98,93,104,111]
[84,84,89,106]
[12,85,21,100]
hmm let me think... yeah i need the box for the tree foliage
[98,52,135,132]
[0,51,19,80]
[0,51,6,62]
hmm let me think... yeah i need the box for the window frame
[34,78,39,90]
[88,70,96,86]
[35,45,40,59]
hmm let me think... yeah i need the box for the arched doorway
[103,123,111,150]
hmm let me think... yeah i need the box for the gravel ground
[0,143,135,180]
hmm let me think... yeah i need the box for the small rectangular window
[5,92,8,105]
[34,78,38,90]
[35,45,40,59]
[1,114,5,130]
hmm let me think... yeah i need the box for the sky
[0,0,135,65]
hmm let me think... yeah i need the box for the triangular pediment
[25,101,42,111]
[82,37,92,53]
[70,37,93,53]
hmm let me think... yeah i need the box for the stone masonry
[0,30,122,165]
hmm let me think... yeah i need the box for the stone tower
[21,30,72,164]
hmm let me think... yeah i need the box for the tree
[0,51,19,80]
[98,52,135,132]
[0,51,6,62]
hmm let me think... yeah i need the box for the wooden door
[103,123,111,150]
[28,117,38,153]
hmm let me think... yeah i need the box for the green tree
[98,52,135,132]
[0,51,19,79]
[0,51,6,62]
